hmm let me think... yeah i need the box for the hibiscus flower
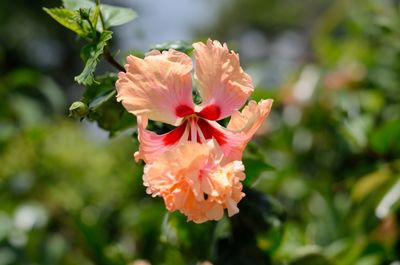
[116,39,273,164]
[116,39,273,222]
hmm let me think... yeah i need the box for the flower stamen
[190,117,198,143]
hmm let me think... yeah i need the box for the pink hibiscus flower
[116,39,273,164]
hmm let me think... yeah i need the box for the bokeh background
[1,0,400,264]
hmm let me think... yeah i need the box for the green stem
[95,0,106,30]
[95,0,125,72]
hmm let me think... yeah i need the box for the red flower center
[164,105,227,146]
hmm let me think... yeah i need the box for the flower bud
[69,101,89,118]
[78,8,90,20]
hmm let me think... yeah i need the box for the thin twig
[95,0,126,72]
[95,0,106,30]
[104,46,126,72]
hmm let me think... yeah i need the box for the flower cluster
[116,39,273,223]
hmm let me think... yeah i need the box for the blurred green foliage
[1,0,400,264]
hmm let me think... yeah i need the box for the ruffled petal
[143,142,209,198]
[196,99,273,161]
[205,203,224,221]
[193,39,254,120]
[221,99,273,160]
[134,116,189,163]
[116,49,194,126]
[227,99,273,136]
[142,141,246,223]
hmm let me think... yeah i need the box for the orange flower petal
[143,141,245,223]
[134,116,189,163]
[197,99,273,161]
[193,39,254,121]
[228,99,273,135]
[226,99,273,160]
[116,49,194,126]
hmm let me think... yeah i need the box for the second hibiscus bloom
[116,39,273,223]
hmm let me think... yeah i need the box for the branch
[95,0,125,73]
[104,45,126,72]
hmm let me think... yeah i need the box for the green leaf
[151,41,193,54]
[74,30,112,85]
[108,111,136,136]
[88,90,115,110]
[62,0,137,28]
[243,157,275,186]
[43,8,86,36]
[63,0,94,10]
[242,142,275,186]
[44,6,99,39]
[100,4,137,28]
[88,89,136,136]
[82,73,117,103]
[352,167,391,202]
[89,6,100,30]
[370,119,400,154]
[82,74,136,135]
[80,43,97,62]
